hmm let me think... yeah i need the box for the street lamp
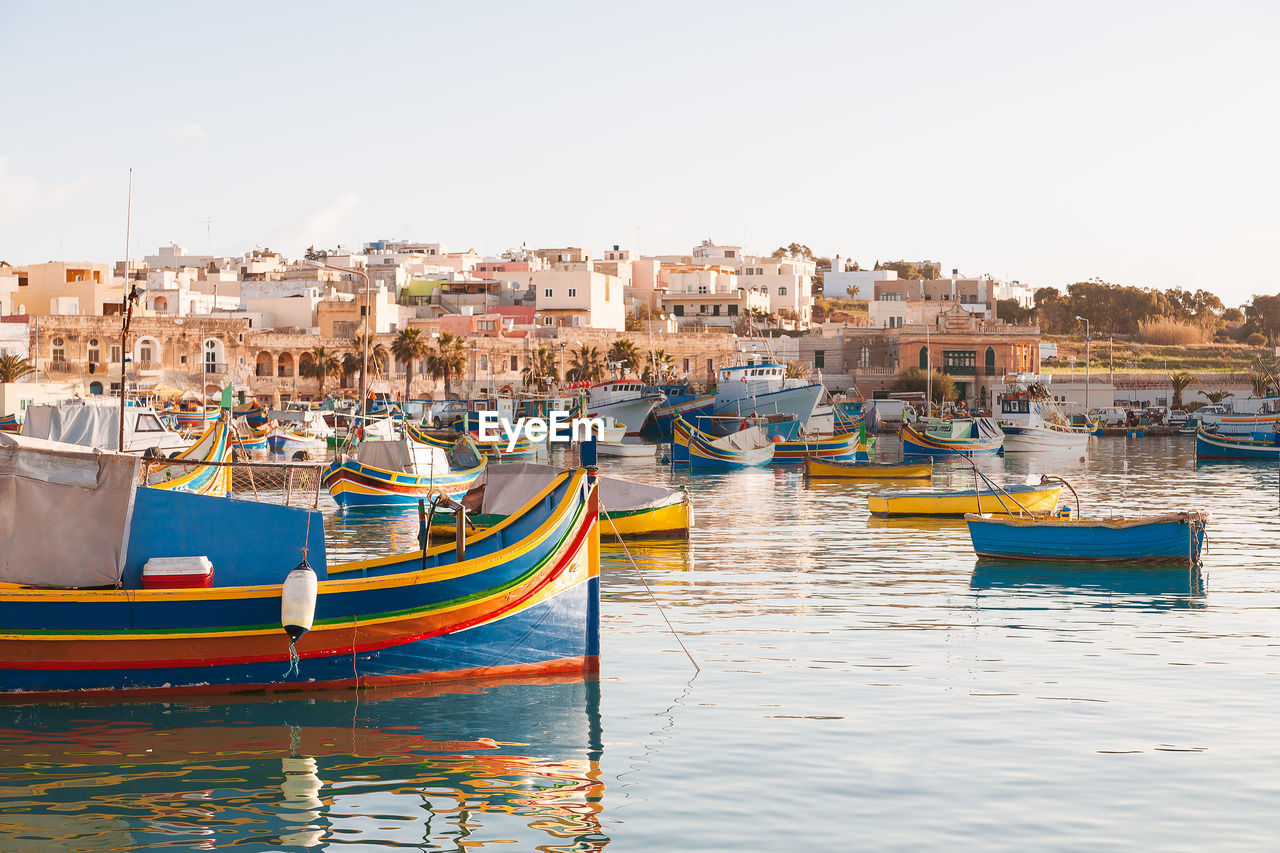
[1076,315,1090,413]
[559,341,567,386]
[308,260,372,424]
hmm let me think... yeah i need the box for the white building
[532,268,625,331]
[822,258,893,299]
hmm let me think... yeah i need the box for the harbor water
[3,436,1279,850]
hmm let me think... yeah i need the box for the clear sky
[2,1,1277,305]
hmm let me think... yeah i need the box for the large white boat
[586,381,664,436]
[997,384,1090,453]
[713,361,825,429]
[21,400,189,454]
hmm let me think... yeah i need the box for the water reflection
[0,676,607,851]
[970,560,1205,608]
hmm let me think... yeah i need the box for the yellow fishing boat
[804,456,932,480]
[867,482,1061,517]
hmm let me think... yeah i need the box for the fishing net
[138,457,326,508]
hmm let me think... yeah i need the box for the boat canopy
[467,462,679,516]
[0,433,139,588]
[355,437,481,474]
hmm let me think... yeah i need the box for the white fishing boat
[713,360,825,430]
[997,383,1090,453]
[21,400,189,454]
[586,381,663,436]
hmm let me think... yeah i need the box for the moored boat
[0,413,20,433]
[997,384,1091,453]
[145,414,235,496]
[1194,426,1280,460]
[586,381,663,437]
[965,510,1209,565]
[804,456,932,479]
[672,416,775,469]
[0,438,599,696]
[771,430,863,464]
[900,418,1005,456]
[868,481,1061,517]
[323,436,486,507]
[713,361,825,429]
[644,385,715,437]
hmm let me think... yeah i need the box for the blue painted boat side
[967,517,1205,563]
[1195,429,1280,460]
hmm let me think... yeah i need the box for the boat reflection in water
[970,560,1205,608]
[0,675,607,851]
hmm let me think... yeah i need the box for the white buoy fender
[281,559,318,644]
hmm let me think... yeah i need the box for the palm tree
[521,346,558,389]
[1246,368,1272,398]
[427,332,467,399]
[1169,371,1198,409]
[390,327,430,402]
[345,333,389,399]
[568,344,605,383]
[607,339,640,377]
[784,360,809,379]
[300,346,342,400]
[0,354,35,383]
[645,348,673,384]
[1198,389,1234,405]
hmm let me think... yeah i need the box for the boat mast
[117,168,134,452]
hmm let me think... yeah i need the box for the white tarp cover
[712,425,772,452]
[356,439,451,475]
[473,462,678,517]
[975,417,1004,441]
[0,433,139,588]
[22,404,121,450]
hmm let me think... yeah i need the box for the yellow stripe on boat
[868,484,1061,517]
[804,457,932,479]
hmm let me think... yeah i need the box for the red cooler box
[142,556,214,589]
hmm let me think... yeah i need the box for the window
[725,250,736,258]
[814,350,825,369]
[707,358,713,374]
[683,358,690,372]
[543,316,553,326]
[779,287,787,296]
[568,288,577,298]
[698,286,708,294]
[728,304,738,316]
[918,346,929,370]
[87,338,100,363]
[110,345,121,362]
[860,346,870,368]
[52,337,66,362]
[943,350,977,375]
[712,305,721,316]
[745,268,754,276]
[139,341,153,364]
[205,340,218,372]
[544,289,553,298]
[880,293,900,302]
[135,414,165,432]
[985,347,996,374]
[673,304,684,316]
[511,356,519,371]
[700,305,709,314]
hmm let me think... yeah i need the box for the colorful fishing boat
[322,437,487,507]
[965,510,1209,565]
[644,387,716,437]
[145,414,235,496]
[1194,426,1280,460]
[231,424,270,452]
[672,417,775,469]
[900,418,1005,456]
[997,385,1091,453]
[407,421,539,460]
[0,413,19,433]
[234,402,269,428]
[868,481,1061,517]
[0,437,600,696]
[435,462,691,539]
[267,425,328,453]
[161,403,222,431]
[770,430,863,464]
[804,456,932,479]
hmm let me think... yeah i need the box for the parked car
[1089,406,1129,427]
[1168,409,1189,427]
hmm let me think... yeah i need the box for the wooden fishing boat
[432,462,690,539]
[323,437,487,507]
[804,456,932,479]
[0,413,19,433]
[672,417,774,469]
[868,481,1061,517]
[900,418,1004,456]
[646,389,716,437]
[145,414,234,496]
[0,437,600,696]
[770,430,862,464]
[231,424,270,452]
[267,425,327,453]
[1194,426,1280,460]
[965,510,1209,565]
[597,439,658,458]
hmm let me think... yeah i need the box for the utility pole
[118,168,134,452]
[1076,316,1090,412]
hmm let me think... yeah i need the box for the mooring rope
[601,509,700,673]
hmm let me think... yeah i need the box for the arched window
[985,346,996,375]
[51,337,66,364]
[255,351,273,377]
[139,340,153,365]
[298,351,314,377]
[204,339,222,373]
[88,381,103,396]
[277,352,294,377]
[87,338,100,364]
[153,296,168,312]
[860,346,870,369]
[918,345,929,370]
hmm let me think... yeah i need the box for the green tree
[345,333,390,397]
[644,349,672,383]
[892,367,957,403]
[1247,368,1272,397]
[390,327,430,403]
[426,332,467,399]
[0,353,35,383]
[300,346,342,400]
[1169,371,1198,409]
[607,339,641,376]
[1198,389,1234,405]
[568,343,605,383]
[521,346,558,389]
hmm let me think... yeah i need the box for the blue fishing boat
[643,385,716,437]
[901,418,1004,456]
[323,437,487,507]
[714,362,825,429]
[1194,426,1280,460]
[0,435,600,697]
[966,510,1209,566]
[672,417,774,468]
[0,413,19,433]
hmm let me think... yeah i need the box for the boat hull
[900,423,1004,456]
[645,395,715,437]
[714,383,824,429]
[322,458,485,507]
[588,397,660,437]
[1000,425,1090,453]
[868,483,1061,517]
[1195,427,1280,460]
[966,512,1208,565]
[805,457,932,479]
[771,431,862,464]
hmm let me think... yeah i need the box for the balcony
[943,365,975,376]
[201,362,228,375]
[48,360,74,374]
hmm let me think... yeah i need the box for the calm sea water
[3,437,1279,851]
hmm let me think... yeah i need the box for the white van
[1090,406,1128,426]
